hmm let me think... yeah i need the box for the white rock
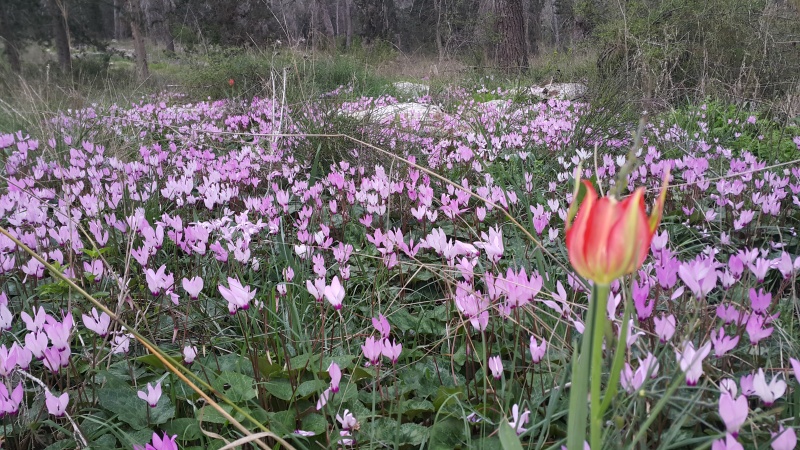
[527,83,588,100]
[342,102,444,124]
[393,81,430,97]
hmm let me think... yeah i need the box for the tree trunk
[0,6,21,73]
[476,0,495,64]
[496,0,528,72]
[529,0,542,56]
[49,0,71,72]
[345,0,353,48]
[128,0,149,79]
[434,0,445,62]
[4,41,21,73]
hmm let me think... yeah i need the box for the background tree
[48,0,72,72]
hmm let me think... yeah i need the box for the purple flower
[328,362,341,393]
[361,337,382,366]
[711,328,739,358]
[745,314,773,345]
[749,288,772,314]
[323,276,345,310]
[508,404,530,435]
[675,341,711,385]
[133,432,178,450]
[82,307,111,337]
[529,336,546,363]
[183,345,197,365]
[678,258,718,298]
[749,257,771,282]
[316,387,331,410]
[789,358,800,381]
[376,337,399,364]
[719,392,747,436]
[372,314,391,339]
[771,425,797,450]
[336,409,358,431]
[752,368,785,406]
[182,276,204,299]
[45,390,69,417]
[488,355,503,379]
[654,314,676,343]
[137,381,162,408]
[711,434,743,450]
[219,277,256,314]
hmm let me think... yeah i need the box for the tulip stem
[589,283,610,450]
[567,283,609,450]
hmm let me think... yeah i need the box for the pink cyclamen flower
[323,276,345,310]
[675,341,712,385]
[219,277,256,314]
[316,387,331,411]
[137,381,162,407]
[508,404,530,435]
[790,358,800,380]
[144,265,168,296]
[45,390,69,417]
[81,307,111,337]
[620,363,645,393]
[711,328,739,358]
[711,434,744,450]
[372,314,391,339]
[381,338,402,364]
[361,336,383,366]
[529,336,546,363]
[752,368,786,406]
[0,345,17,377]
[133,432,178,450]
[488,355,503,379]
[0,383,23,415]
[182,276,204,299]
[83,260,103,282]
[475,225,503,263]
[719,392,748,436]
[654,314,676,343]
[328,362,341,393]
[336,409,359,430]
[746,314,774,345]
[749,288,772,314]
[183,345,197,365]
[771,425,797,450]
[306,278,326,302]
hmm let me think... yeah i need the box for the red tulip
[565,170,669,285]
[228,78,235,87]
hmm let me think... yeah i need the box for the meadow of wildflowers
[0,87,798,450]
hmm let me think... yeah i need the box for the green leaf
[300,413,328,435]
[212,371,257,403]
[263,378,294,401]
[162,418,203,441]
[429,418,467,450]
[400,399,435,418]
[257,357,283,378]
[88,434,117,449]
[198,404,233,424]
[267,410,295,436]
[97,388,149,430]
[498,419,524,450]
[296,379,327,399]
[399,423,430,446]
[136,354,183,371]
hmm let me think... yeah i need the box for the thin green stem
[589,284,610,450]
